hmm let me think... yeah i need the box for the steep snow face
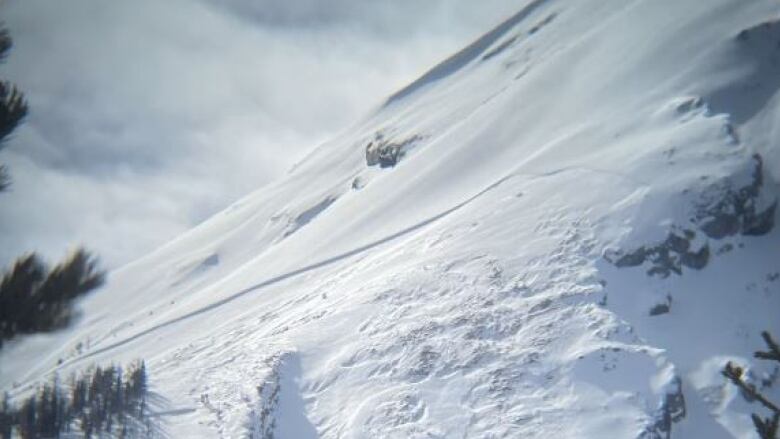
[2,0,779,437]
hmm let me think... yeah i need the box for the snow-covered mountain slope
[3,0,780,437]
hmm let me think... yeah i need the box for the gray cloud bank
[0,0,519,268]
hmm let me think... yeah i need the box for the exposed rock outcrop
[606,154,776,277]
[365,133,423,168]
[694,155,776,239]
[605,230,710,278]
[640,376,686,439]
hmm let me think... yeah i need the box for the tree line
[0,361,152,438]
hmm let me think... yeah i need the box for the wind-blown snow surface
[2,0,780,437]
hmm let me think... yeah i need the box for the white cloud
[0,0,519,268]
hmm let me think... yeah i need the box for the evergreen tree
[0,25,106,348]
[0,249,105,345]
[0,26,28,190]
[17,397,35,439]
[0,393,12,439]
[0,361,151,437]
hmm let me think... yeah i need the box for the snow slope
[2,0,780,437]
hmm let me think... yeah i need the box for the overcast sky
[0,0,520,269]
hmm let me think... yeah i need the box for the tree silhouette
[723,331,780,439]
[0,362,152,438]
[0,249,105,345]
[0,25,106,348]
[0,26,28,190]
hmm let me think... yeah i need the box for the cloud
[0,0,520,268]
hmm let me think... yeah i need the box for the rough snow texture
[2,0,780,438]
